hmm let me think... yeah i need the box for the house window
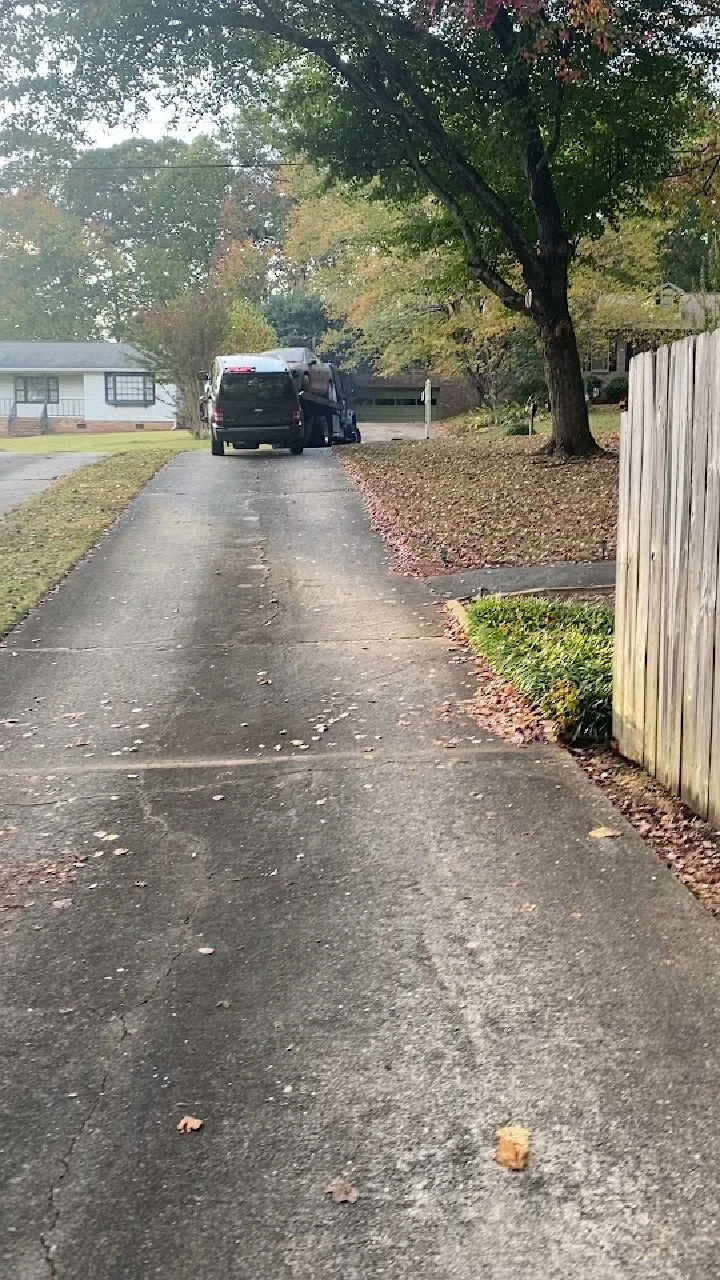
[581,347,611,374]
[15,376,59,404]
[105,373,155,407]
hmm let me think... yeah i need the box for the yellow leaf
[589,826,621,839]
[495,1126,531,1171]
[325,1177,359,1204]
[176,1115,203,1134]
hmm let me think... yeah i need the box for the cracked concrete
[1,449,720,1278]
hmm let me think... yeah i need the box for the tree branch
[401,129,525,312]
[538,86,564,172]
[224,1,537,278]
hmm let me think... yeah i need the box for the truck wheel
[308,417,326,448]
[211,436,224,456]
[290,442,304,455]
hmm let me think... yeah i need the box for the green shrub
[604,376,629,404]
[464,596,614,743]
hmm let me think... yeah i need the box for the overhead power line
[68,161,301,172]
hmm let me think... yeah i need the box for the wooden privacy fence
[614,328,720,824]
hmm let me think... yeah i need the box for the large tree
[0,191,124,339]
[1,1,711,453]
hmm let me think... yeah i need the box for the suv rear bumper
[216,424,305,447]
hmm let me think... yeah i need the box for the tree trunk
[539,310,598,457]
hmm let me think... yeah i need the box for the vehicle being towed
[205,354,307,455]
[262,347,331,397]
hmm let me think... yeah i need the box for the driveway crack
[40,784,213,1274]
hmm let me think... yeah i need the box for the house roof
[0,342,147,372]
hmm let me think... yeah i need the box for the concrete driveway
[1,448,720,1278]
[359,420,432,443]
[0,452,105,517]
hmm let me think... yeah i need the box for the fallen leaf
[113,847,130,857]
[93,830,107,838]
[496,1125,531,1172]
[519,901,537,914]
[211,795,224,801]
[176,1115,203,1134]
[589,826,622,839]
[325,1177,359,1204]
[198,946,215,955]
[570,910,583,919]
[217,999,231,1009]
[52,898,73,910]
[102,833,120,842]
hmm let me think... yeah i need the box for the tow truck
[200,355,360,455]
[302,363,361,448]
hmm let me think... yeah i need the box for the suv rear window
[219,373,296,403]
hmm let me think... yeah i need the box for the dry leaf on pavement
[520,901,537,914]
[589,826,622,839]
[198,947,215,956]
[176,1115,203,1134]
[325,1177,359,1204]
[495,1126,531,1171]
[52,898,73,910]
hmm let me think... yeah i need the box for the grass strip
[0,451,174,639]
[0,430,202,454]
[464,595,614,743]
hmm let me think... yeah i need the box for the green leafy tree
[2,0,711,455]
[0,191,121,339]
[262,291,329,346]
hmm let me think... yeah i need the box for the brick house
[0,341,177,437]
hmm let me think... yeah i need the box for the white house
[0,342,177,437]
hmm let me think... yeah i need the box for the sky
[86,105,218,146]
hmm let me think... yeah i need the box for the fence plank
[643,343,670,777]
[657,337,695,795]
[613,398,633,749]
[705,333,720,825]
[633,351,655,767]
[620,353,646,759]
[681,331,711,813]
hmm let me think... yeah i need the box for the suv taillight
[213,406,224,426]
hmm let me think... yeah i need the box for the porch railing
[1,398,86,435]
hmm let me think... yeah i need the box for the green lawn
[464,595,615,743]
[0,451,175,638]
[441,408,621,442]
[0,429,203,454]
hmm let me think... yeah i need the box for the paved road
[0,452,105,517]
[1,449,720,1278]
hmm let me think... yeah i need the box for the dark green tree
[262,291,329,345]
[0,191,121,339]
[1,0,712,453]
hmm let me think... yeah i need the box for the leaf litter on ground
[340,435,618,576]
